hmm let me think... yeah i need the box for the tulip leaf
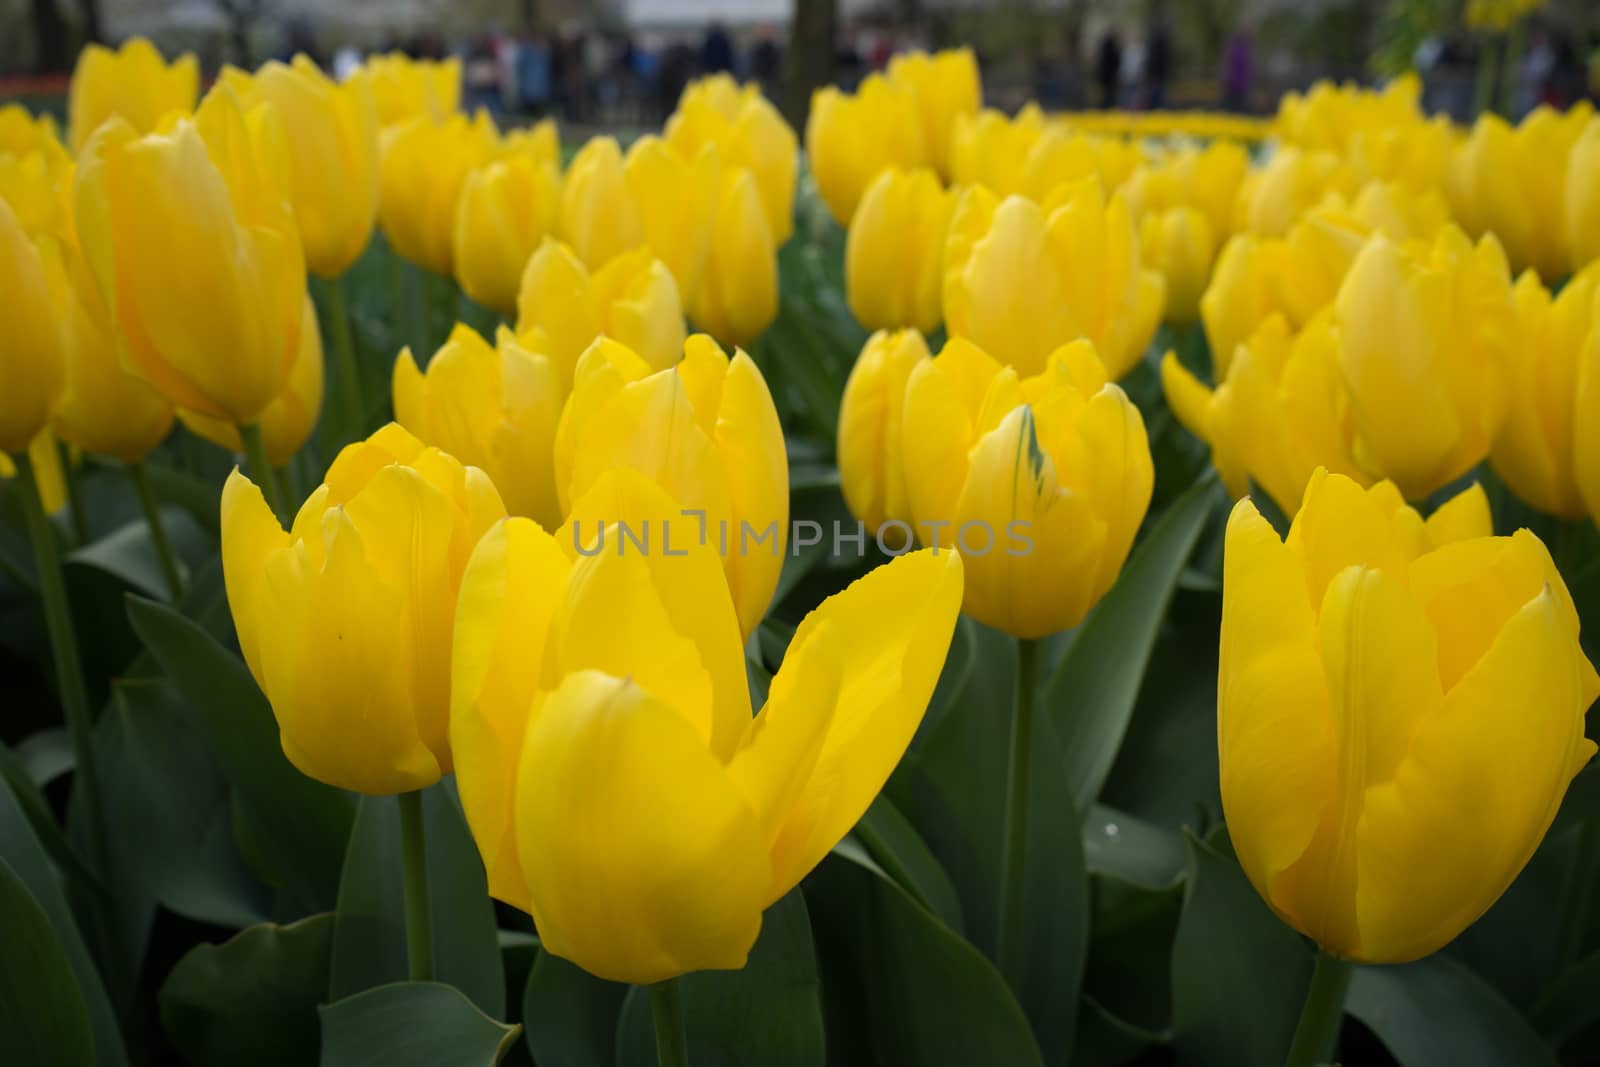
[1170,829,1311,1067]
[15,726,73,787]
[1529,948,1600,1050]
[1083,804,1186,890]
[0,857,95,1067]
[319,981,521,1067]
[521,949,629,1067]
[1347,954,1559,1067]
[66,507,209,602]
[329,786,505,1019]
[159,913,335,1066]
[1082,871,1183,1042]
[124,594,355,912]
[1042,476,1216,814]
[0,739,99,895]
[854,795,965,933]
[805,839,1046,1067]
[1072,995,1167,1067]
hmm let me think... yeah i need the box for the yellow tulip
[73,86,304,425]
[1201,234,1284,380]
[844,167,952,334]
[0,105,70,173]
[67,36,198,152]
[500,118,560,169]
[944,181,1164,378]
[179,293,324,466]
[366,53,460,127]
[1259,200,1370,329]
[948,104,1044,198]
[665,74,797,245]
[553,335,786,640]
[222,56,380,278]
[514,238,685,391]
[837,329,929,538]
[221,422,506,795]
[623,135,718,302]
[379,110,499,277]
[806,74,925,226]
[393,322,562,529]
[1579,283,1600,524]
[0,428,68,514]
[1141,207,1213,326]
[450,471,963,983]
[886,48,981,179]
[1334,227,1515,499]
[1170,140,1252,241]
[1221,467,1595,963]
[1236,147,1355,237]
[685,168,778,347]
[901,337,1152,638]
[453,152,562,314]
[0,195,67,455]
[559,136,644,272]
[1015,127,1106,204]
[1566,118,1600,274]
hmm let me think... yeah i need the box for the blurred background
[3,0,1599,129]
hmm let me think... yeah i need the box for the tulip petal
[1423,482,1492,546]
[219,468,289,688]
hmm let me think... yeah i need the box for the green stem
[388,243,409,356]
[238,422,285,522]
[1498,18,1528,118]
[398,789,434,982]
[128,461,183,600]
[1474,35,1502,118]
[1555,819,1600,975]
[996,636,1038,989]
[320,274,366,444]
[1285,949,1352,1067]
[650,978,689,1067]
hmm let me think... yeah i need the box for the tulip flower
[1168,140,1251,241]
[1141,207,1213,326]
[1334,227,1515,500]
[806,74,925,225]
[453,152,562,314]
[1200,234,1282,380]
[1565,119,1600,274]
[885,48,981,179]
[665,74,797,245]
[1578,283,1600,525]
[222,56,380,279]
[559,136,644,272]
[900,337,1152,638]
[378,110,499,277]
[837,329,929,539]
[553,335,786,640]
[366,53,461,127]
[67,36,198,152]
[1221,467,1595,964]
[450,471,964,983]
[393,323,562,529]
[1258,200,1370,329]
[685,168,779,347]
[623,135,717,302]
[1235,147,1355,237]
[0,193,67,456]
[514,238,686,390]
[944,181,1164,379]
[845,168,953,335]
[221,422,506,795]
[0,105,70,171]
[947,104,1044,198]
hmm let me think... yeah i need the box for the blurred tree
[783,0,836,129]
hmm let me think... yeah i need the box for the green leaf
[125,594,354,911]
[806,840,1045,1067]
[613,889,825,1066]
[320,981,521,1067]
[66,508,208,601]
[1083,804,1186,890]
[1043,477,1216,813]
[15,726,72,787]
[1347,953,1558,1067]
[133,461,227,537]
[159,914,335,1066]
[521,950,628,1067]
[1530,948,1600,1049]
[329,786,505,1018]
[1083,873,1183,1039]
[0,857,94,1067]
[1072,995,1166,1067]
[0,740,98,893]
[1170,830,1310,1067]
[852,795,965,932]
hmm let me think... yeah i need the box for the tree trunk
[75,0,101,44]
[30,0,71,73]
[782,0,836,131]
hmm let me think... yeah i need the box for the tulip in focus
[665,74,797,245]
[68,37,198,151]
[685,168,779,347]
[366,53,461,127]
[1140,207,1213,326]
[379,110,499,277]
[1221,468,1595,963]
[885,48,981,179]
[806,74,925,225]
[221,423,506,795]
[453,151,562,314]
[900,337,1152,638]
[450,472,963,982]
[559,136,644,271]
[845,168,953,335]
[837,329,929,538]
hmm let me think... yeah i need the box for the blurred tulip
[450,472,962,982]
[0,195,66,455]
[806,74,925,225]
[1579,283,1600,524]
[394,322,562,529]
[0,104,70,172]
[501,118,560,168]
[1170,140,1252,240]
[514,239,685,390]
[1141,207,1213,326]
[901,337,1152,638]
[948,104,1044,197]
[559,136,644,271]
[1221,467,1594,963]
[68,36,198,152]
[378,110,499,277]
[623,135,717,301]
[453,152,562,314]
[1201,234,1282,379]
[221,422,506,795]
[1260,200,1370,329]
[366,53,461,127]
[844,167,953,334]
[665,74,797,244]
[686,168,778,347]
[837,329,929,539]
[1566,118,1600,274]
[554,335,786,639]
[1236,147,1355,237]
[886,48,981,179]
[944,181,1163,378]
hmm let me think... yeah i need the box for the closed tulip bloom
[450,473,963,982]
[68,37,198,152]
[1015,128,1107,204]
[394,323,562,529]
[379,110,499,277]
[1170,140,1251,241]
[453,152,562,314]
[845,167,953,334]
[223,57,380,278]
[1260,201,1370,329]
[837,329,929,537]
[514,238,686,390]
[554,335,787,639]
[366,53,460,127]
[559,136,645,271]
[947,104,1045,197]
[944,182,1163,378]
[806,74,925,226]
[1335,228,1515,499]
[0,105,70,172]
[1202,234,1286,380]
[686,168,778,347]
[1141,207,1213,326]
[1236,147,1354,237]
[179,294,324,466]
[886,48,981,179]
[1221,467,1595,963]
[0,196,67,455]
[1579,284,1600,524]
[623,135,718,302]
[1565,119,1600,274]
[221,422,506,795]
[901,338,1152,638]
[665,74,797,244]
[500,118,560,169]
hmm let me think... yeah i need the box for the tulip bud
[806,74,925,226]
[1221,467,1596,963]
[366,53,461,128]
[379,110,499,277]
[1141,207,1214,326]
[901,337,1152,638]
[0,195,67,455]
[1565,119,1600,275]
[685,168,778,347]
[885,48,981,180]
[221,422,506,795]
[948,105,1044,198]
[559,136,645,271]
[1237,147,1355,237]
[837,329,929,539]
[453,152,562,314]
[67,36,198,152]
[845,168,953,335]
[623,135,718,302]
[553,335,786,639]
[665,74,797,245]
